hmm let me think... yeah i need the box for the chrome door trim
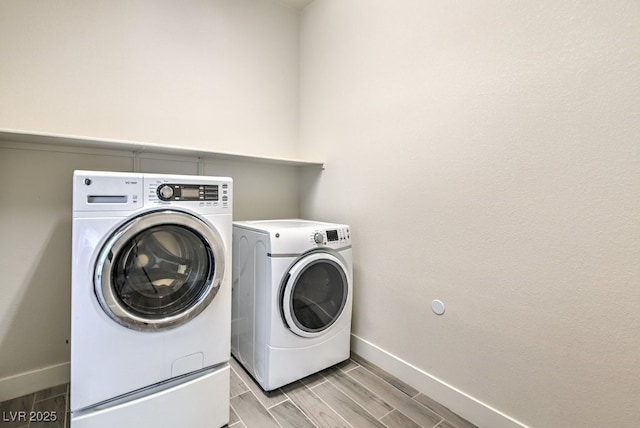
[94,210,225,332]
[281,252,350,338]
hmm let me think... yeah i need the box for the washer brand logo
[124,180,138,185]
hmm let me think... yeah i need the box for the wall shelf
[0,129,324,168]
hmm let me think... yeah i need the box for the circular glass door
[95,210,225,331]
[281,252,349,338]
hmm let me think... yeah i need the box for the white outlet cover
[432,299,445,315]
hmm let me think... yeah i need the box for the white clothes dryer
[231,219,353,391]
[71,170,232,428]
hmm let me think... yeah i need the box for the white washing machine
[71,170,232,428]
[231,219,353,391]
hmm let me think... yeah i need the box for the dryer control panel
[311,227,350,247]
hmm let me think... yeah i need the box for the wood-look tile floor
[0,354,477,428]
[229,354,477,428]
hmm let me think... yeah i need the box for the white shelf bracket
[132,150,143,172]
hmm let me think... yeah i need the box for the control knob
[313,232,324,244]
[157,184,174,201]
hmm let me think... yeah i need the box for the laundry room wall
[0,0,299,159]
[0,0,304,401]
[298,1,640,427]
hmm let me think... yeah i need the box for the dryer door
[95,210,225,331]
[281,252,350,338]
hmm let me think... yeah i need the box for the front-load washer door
[95,210,225,331]
[281,252,350,338]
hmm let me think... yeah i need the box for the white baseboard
[0,362,70,402]
[351,334,528,428]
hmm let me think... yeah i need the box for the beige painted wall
[0,0,299,159]
[299,1,640,427]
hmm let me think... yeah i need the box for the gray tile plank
[34,384,67,402]
[230,357,287,409]
[230,391,280,428]
[230,366,250,398]
[30,395,66,428]
[282,381,350,428]
[414,394,478,428]
[312,381,386,428]
[381,409,423,428]
[348,367,443,428]
[324,367,393,419]
[351,353,419,397]
[269,400,316,428]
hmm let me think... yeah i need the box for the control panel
[156,183,226,202]
[146,178,231,210]
[311,227,350,246]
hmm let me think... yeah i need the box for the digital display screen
[326,230,339,242]
[181,188,200,199]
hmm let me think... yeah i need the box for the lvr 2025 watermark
[3,410,58,423]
